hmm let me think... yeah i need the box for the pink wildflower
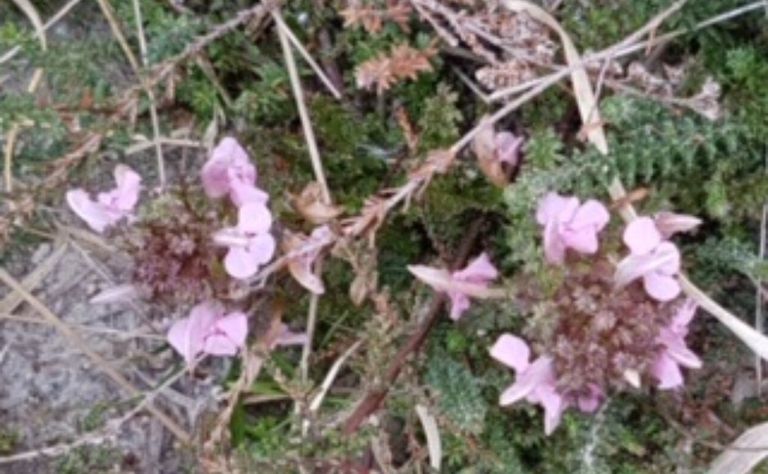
[201,137,268,207]
[490,334,567,435]
[536,192,610,264]
[285,225,335,295]
[652,299,702,389]
[408,253,499,321]
[213,202,276,279]
[495,131,524,167]
[66,164,141,233]
[167,301,248,367]
[615,217,681,302]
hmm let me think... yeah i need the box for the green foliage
[56,446,120,474]
[0,428,19,455]
[425,356,487,434]
[416,83,462,152]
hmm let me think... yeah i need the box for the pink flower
[615,217,681,302]
[536,192,610,264]
[408,253,499,321]
[213,202,276,279]
[495,131,524,167]
[201,137,268,207]
[284,225,335,295]
[167,301,248,367]
[490,334,567,435]
[66,164,141,233]
[652,299,702,389]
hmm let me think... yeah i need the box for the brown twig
[342,217,485,435]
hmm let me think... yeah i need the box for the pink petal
[614,246,680,290]
[230,181,269,207]
[224,247,260,279]
[66,189,113,233]
[543,221,566,264]
[655,242,681,275]
[560,228,600,255]
[202,334,239,356]
[489,334,530,373]
[623,217,662,255]
[499,357,553,406]
[168,301,221,365]
[111,164,142,210]
[167,318,194,364]
[571,200,610,232]
[576,385,604,413]
[201,137,255,198]
[238,202,273,234]
[495,132,523,166]
[212,137,251,167]
[537,384,566,436]
[660,332,702,369]
[643,272,681,302]
[245,233,276,267]
[408,265,453,294]
[214,312,248,349]
[536,193,578,226]
[672,299,698,329]
[188,301,220,331]
[453,252,499,283]
[447,290,471,320]
[652,351,684,390]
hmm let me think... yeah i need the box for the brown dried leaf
[341,0,412,34]
[356,44,435,93]
[395,106,420,154]
[282,227,333,294]
[342,196,389,247]
[292,181,343,225]
[409,148,456,182]
[471,118,510,187]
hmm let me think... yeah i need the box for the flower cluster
[203,137,276,280]
[488,192,702,435]
[66,137,308,369]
